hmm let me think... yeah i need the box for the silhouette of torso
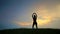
[33,15,37,22]
[32,13,37,23]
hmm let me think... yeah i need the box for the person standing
[32,13,38,29]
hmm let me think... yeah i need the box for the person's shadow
[32,13,38,29]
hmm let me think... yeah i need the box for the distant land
[0,28,60,34]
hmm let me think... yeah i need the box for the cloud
[15,21,32,27]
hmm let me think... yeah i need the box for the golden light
[37,16,52,26]
[15,22,32,26]
[33,6,52,26]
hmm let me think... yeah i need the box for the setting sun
[37,16,52,26]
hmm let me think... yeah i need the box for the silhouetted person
[32,13,38,29]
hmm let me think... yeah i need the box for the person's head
[34,15,36,17]
[33,13,37,17]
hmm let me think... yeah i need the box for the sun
[37,16,52,26]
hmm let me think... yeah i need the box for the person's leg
[32,23,34,29]
[36,22,38,29]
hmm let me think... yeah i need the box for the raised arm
[32,13,37,18]
[32,13,34,18]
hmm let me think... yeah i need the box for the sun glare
[37,16,52,26]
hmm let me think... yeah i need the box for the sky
[0,0,60,30]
